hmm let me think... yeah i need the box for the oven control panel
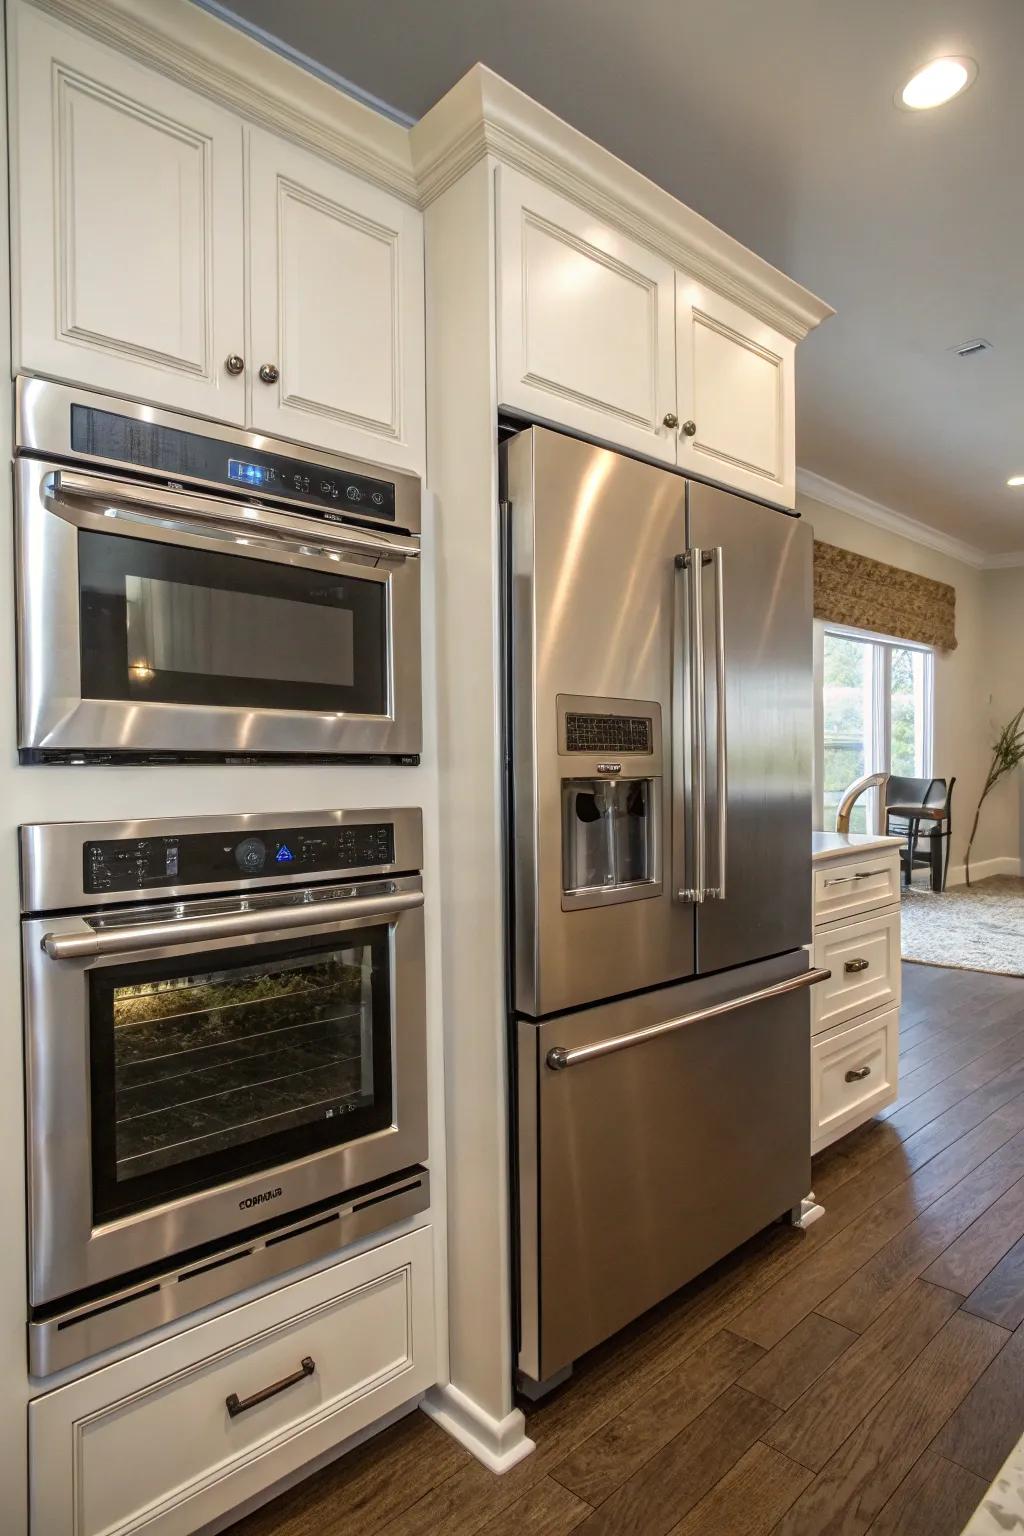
[83,821,396,894]
[70,403,402,525]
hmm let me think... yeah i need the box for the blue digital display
[228,458,273,487]
[275,844,295,863]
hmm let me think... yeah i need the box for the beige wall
[800,491,1019,878]
[978,566,1024,866]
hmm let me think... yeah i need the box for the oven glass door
[78,528,389,716]
[87,926,393,1223]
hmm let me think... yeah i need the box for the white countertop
[812,831,904,863]
[963,1435,1024,1533]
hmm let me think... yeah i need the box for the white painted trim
[421,1383,535,1474]
[410,66,833,343]
[797,467,1024,571]
[945,856,1022,887]
[797,468,986,568]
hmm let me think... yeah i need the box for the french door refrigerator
[503,425,825,1388]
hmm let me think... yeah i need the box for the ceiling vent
[949,337,993,358]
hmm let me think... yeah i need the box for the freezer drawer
[517,954,814,1384]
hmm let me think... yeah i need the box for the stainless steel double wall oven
[15,378,422,763]
[22,808,428,1373]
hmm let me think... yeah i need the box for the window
[816,624,934,833]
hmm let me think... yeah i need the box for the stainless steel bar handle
[42,889,424,960]
[47,470,420,561]
[546,967,831,1070]
[706,546,727,900]
[823,868,886,887]
[689,548,707,903]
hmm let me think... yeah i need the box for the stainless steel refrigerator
[503,425,824,1388]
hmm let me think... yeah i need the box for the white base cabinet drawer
[812,909,900,1035]
[30,1226,435,1536]
[812,1007,898,1152]
[813,852,900,924]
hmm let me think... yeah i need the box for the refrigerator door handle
[689,548,707,901]
[706,546,728,900]
[672,549,696,897]
[546,966,832,1069]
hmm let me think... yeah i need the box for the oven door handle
[41,889,424,960]
[46,470,420,562]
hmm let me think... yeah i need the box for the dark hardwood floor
[228,962,1024,1536]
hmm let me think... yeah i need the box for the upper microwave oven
[14,378,422,764]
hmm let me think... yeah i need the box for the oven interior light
[129,661,155,682]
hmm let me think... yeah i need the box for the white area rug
[901,876,1024,977]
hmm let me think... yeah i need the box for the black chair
[884,775,956,892]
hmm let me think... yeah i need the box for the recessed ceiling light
[1008,476,1024,487]
[899,56,977,111]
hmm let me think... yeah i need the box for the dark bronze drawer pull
[844,958,870,974]
[225,1355,315,1418]
[845,1065,871,1082]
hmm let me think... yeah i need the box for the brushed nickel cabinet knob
[663,412,679,429]
[225,354,245,375]
[259,363,280,384]
[681,420,697,436]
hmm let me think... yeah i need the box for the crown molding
[410,66,834,344]
[796,468,1024,571]
[21,3,835,343]
[25,0,419,202]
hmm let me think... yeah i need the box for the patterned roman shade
[813,540,957,652]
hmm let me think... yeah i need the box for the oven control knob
[234,836,267,874]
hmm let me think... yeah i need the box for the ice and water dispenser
[557,696,662,910]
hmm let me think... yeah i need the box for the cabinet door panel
[248,130,424,473]
[12,5,245,420]
[496,166,677,463]
[676,277,795,506]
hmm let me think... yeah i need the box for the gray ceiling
[214,0,1024,555]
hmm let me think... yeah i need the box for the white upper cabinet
[676,277,796,507]
[247,130,425,470]
[493,163,800,505]
[12,5,246,421]
[495,166,678,465]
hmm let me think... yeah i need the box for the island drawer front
[814,851,900,924]
[811,909,901,1035]
[812,1006,898,1150]
[29,1225,435,1536]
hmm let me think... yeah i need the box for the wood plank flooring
[227,962,1024,1536]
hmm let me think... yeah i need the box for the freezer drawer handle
[225,1356,315,1418]
[845,1065,872,1082]
[844,958,870,974]
[545,966,832,1070]
[41,889,424,960]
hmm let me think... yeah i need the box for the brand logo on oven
[239,1187,283,1211]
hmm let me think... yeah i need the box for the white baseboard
[422,1382,535,1474]
[945,856,1022,887]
